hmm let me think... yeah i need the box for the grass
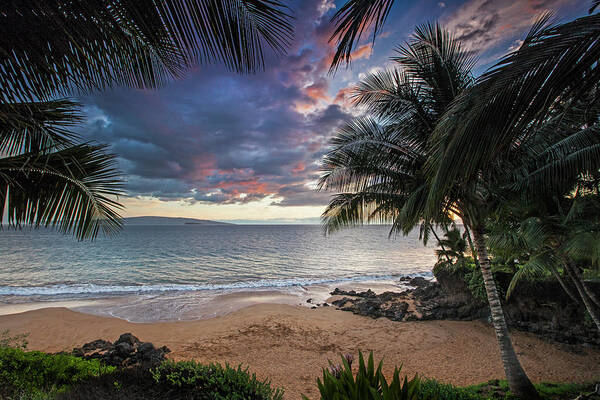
[421,379,595,400]
[464,379,593,400]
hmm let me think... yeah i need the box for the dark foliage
[0,346,114,398]
[63,361,283,400]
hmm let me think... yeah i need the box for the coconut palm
[1,0,293,239]
[320,23,474,237]
[487,194,600,330]
[435,226,467,266]
[321,21,547,398]
[427,10,600,317]
[419,14,600,398]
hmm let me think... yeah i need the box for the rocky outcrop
[332,290,410,320]
[72,333,170,368]
[330,275,600,346]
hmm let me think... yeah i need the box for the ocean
[0,224,437,321]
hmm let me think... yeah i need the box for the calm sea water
[0,225,437,319]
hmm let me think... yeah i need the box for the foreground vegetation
[0,346,596,400]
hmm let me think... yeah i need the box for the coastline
[1,304,599,399]
[0,279,412,322]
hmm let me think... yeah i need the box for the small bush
[0,346,114,398]
[420,379,480,400]
[151,360,284,400]
[302,351,434,400]
[465,379,594,400]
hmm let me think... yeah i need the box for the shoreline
[1,304,599,399]
[0,279,413,322]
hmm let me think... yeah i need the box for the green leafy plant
[151,360,283,400]
[419,380,480,400]
[0,346,114,397]
[302,351,434,400]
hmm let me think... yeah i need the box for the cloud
[76,0,351,209]
[442,0,574,54]
[350,44,373,61]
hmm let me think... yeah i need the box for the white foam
[0,272,433,297]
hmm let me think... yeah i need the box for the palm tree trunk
[565,261,600,331]
[471,226,539,399]
[548,265,580,305]
[463,224,480,269]
[569,263,600,309]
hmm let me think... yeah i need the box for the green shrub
[151,360,284,400]
[465,379,594,400]
[420,379,480,400]
[0,346,114,397]
[302,351,434,400]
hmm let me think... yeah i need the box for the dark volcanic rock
[408,277,429,288]
[72,333,170,368]
[330,288,377,298]
[331,292,410,321]
[115,342,134,357]
[116,333,139,346]
[82,339,112,353]
[331,273,600,346]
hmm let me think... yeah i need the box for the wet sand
[1,304,598,399]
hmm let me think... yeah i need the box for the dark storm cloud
[76,0,581,211]
[77,0,349,207]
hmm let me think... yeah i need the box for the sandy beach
[1,304,599,399]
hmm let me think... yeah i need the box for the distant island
[123,216,233,226]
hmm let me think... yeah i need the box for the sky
[77,0,588,223]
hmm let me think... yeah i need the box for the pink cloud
[292,162,306,174]
[350,44,373,60]
[304,79,331,102]
[442,0,576,53]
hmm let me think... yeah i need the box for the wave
[0,273,433,297]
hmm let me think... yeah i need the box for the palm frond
[0,144,123,240]
[0,100,81,156]
[321,191,403,235]
[0,0,294,102]
[564,228,600,266]
[506,252,553,299]
[428,13,600,210]
[393,22,475,112]
[322,24,473,240]
[329,0,395,72]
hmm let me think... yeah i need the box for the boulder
[72,333,170,368]
[115,333,139,346]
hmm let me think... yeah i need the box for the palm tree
[1,1,293,240]
[320,23,474,236]
[435,226,467,266]
[321,21,544,399]
[487,194,600,330]
[427,11,600,315]
[327,2,599,398]
[422,13,600,398]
